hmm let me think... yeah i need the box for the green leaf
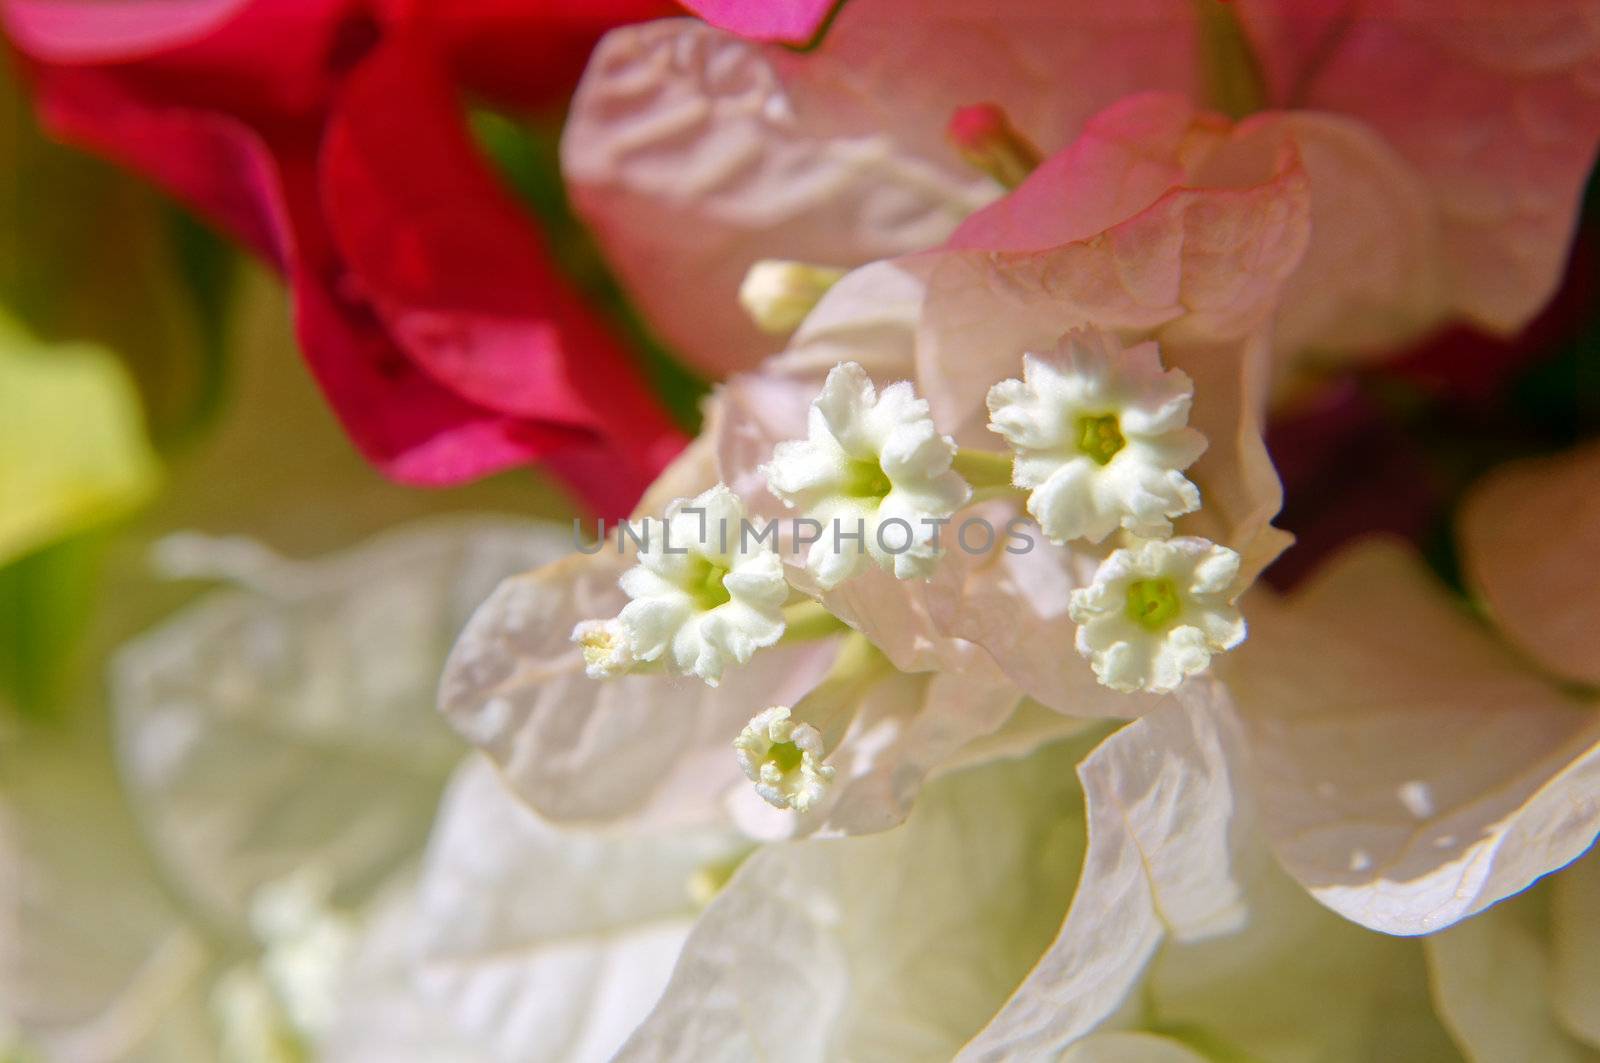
[0,530,113,722]
[0,316,161,568]
[0,50,235,451]
[0,315,160,719]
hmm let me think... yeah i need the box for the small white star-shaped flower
[579,484,788,685]
[1068,536,1246,694]
[762,362,971,589]
[986,329,1206,544]
[734,706,835,812]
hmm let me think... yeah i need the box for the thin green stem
[791,633,893,749]
[952,448,1016,489]
[781,600,851,642]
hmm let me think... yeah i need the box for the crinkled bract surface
[1223,540,1600,936]
[563,5,1206,374]
[396,758,747,1062]
[2,517,571,1059]
[1426,848,1600,1063]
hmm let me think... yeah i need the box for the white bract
[734,706,836,813]
[594,484,788,685]
[987,329,1206,544]
[1069,537,1245,694]
[763,362,970,588]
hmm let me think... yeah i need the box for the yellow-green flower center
[766,739,804,774]
[1125,578,1181,630]
[685,556,733,610]
[1076,413,1126,465]
[841,457,894,500]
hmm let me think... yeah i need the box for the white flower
[738,260,847,334]
[571,617,635,679]
[611,484,789,685]
[762,362,970,589]
[247,871,353,1044]
[987,329,1206,544]
[1069,537,1245,694]
[734,706,835,812]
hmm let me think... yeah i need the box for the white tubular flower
[986,329,1206,544]
[738,260,847,333]
[1068,537,1245,694]
[613,484,788,685]
[734,706,836,812]
[571,618,635,679]
[762,362,971,589]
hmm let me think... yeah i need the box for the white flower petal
[812,669,1023,837]
[962,683,1254,1059]
[986,330,1204,545]
[1459,439,1600,688]
[606,484,790,684]
[734,707,836,813]
[1223,540,1600,936]
[442,548,835,827]
[1426,858,1600,1063]
[1068,537,1245,694]
[563,10,1201,375]
[406,760,746,1062]
[764,362,968,588]
[615,730,1102,1063]
[111,518,551,924]
[0,724,215,1062]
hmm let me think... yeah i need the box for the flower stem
[952,448,1016,489]
[781,600,851,642]
[792,633,893,750]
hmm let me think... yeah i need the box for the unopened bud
[947,103,1042,189]
[738,260,847,334]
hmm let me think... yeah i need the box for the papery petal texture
[442,543,835,827]
[400,759,744,1062]
[1459,439,1600,688]
[614,732,1100,1063]
[563,4,1206,374]
[1239,0,1600,338]
[710,96,1307,695]
[111,517,564,925]
[1426,856,1600,1063]
[962,683,1253,1060]
[679,0,838,44]
[3,516,562,1060]
[0,723,216,1062]
[1223,540,1600,935]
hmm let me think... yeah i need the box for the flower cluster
[565,322,1249,810]
[426,4,1600,1059]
